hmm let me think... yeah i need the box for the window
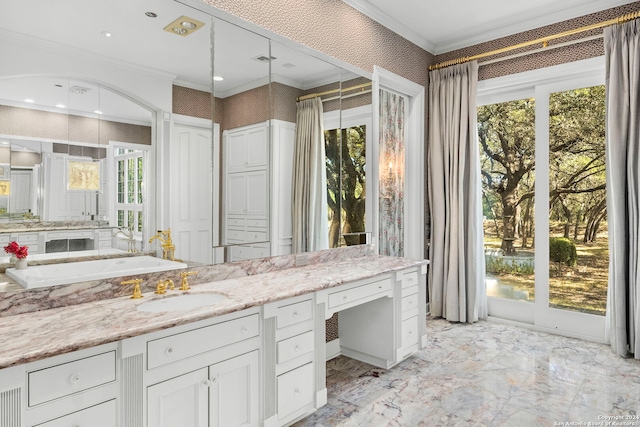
[115,148,144,235]
[325,124,367,248]
[477,58,608,336]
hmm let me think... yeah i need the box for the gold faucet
[121,278,144,299]
[149,229,175,261]
[179,271,198,291]
[155,279,175,294]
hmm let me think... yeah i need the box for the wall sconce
[379,153,404,200]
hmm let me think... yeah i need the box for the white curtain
[428,61,487,323]
[604,18,640,358]
[292,98,328,253]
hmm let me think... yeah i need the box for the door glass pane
[325,125,367,248]
[478,98,536,302]
[548,85,607,315]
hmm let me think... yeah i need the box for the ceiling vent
[251,55,277,63]
[69,86,91,95]
[163,15,205,37]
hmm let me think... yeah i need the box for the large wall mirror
[0,0,372,273]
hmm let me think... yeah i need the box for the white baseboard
[325,339,341,360]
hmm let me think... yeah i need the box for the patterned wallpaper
[0,105,151,146]
[172,85,212,120]
[435,1,640,81]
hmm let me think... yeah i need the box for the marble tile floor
[294,317,640,426]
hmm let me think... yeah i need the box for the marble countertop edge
[0,256,428,369]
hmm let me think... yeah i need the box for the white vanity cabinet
[0,342,119,427]
[317,266,428,370]
[262,295,317,427]
[120,307,261,427]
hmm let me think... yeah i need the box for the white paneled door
[170,123,216,264]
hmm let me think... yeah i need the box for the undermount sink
[136,293,229,313]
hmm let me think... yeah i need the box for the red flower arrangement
[4,241,29,259]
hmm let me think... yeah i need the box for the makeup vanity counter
[0,251,428,427]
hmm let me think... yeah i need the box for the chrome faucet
[113,226,138,253]
[149,229,176,261]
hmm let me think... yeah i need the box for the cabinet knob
[294,388,300,396]
[293,311,299,318]
[166,347,175,356]
[378,285,383,289]
[202,379,212,388]
[69,372,81,385]
[343,296,348,301]
[241,327,249,334]
[294,345,301,352]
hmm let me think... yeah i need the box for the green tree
[325,125,366,248]
[478,99,536,254]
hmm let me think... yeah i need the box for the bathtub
[6,256,188,289]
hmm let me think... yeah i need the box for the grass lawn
[484,222,608,315]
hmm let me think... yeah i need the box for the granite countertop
[0,255,427,369]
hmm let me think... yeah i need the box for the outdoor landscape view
[479,85,607,315]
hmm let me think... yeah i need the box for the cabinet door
[227,173,247,215]
[227,132,248,170]
[245,170,268,217]
[148,368,209,427]
[245,126,267,168]
[209,350,259,427]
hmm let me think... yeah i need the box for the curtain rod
[428,10,640,71]
[297,82,372,102]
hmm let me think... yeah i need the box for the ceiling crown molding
[340,0,436,53]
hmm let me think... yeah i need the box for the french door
[479,59,607,341]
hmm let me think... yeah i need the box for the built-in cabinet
[0,266,427,427]
[224,122,269,256]
[223,120,295,261]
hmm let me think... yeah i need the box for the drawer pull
[293,311,300,318]
[241,327,249,334]
[166,347,175,356]
[408,330,413,335]
[343,296,348,301]
[294,388,300,396]
[378,285,383,289]
[202,379,212,388]
[69,373,81,385]
[294,345,301,352]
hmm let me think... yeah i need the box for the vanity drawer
[277,363,314,419]
[401,270,419,289]
[401,293,420,320]
[147,314,259,369]
[246,219,267,228]
[16,233,38,243]
[245,230,267,242]
[401,316,419,349]
[276,300,313,329]
[28,351,116,407]
[226,229,246,242]
[328,276,392,309]
[34,399,116,427]
[277,331,314,364]
[227,218,246,227]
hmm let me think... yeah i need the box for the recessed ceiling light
[101,31,112,38]
[181,21,196,29]
[56,104,66,108]
[94,110,103,115]
[1,141,9,145]
[24,99,34,103]
[172,27,188,35]
[213,76,224,81]
[145,12,157,18]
